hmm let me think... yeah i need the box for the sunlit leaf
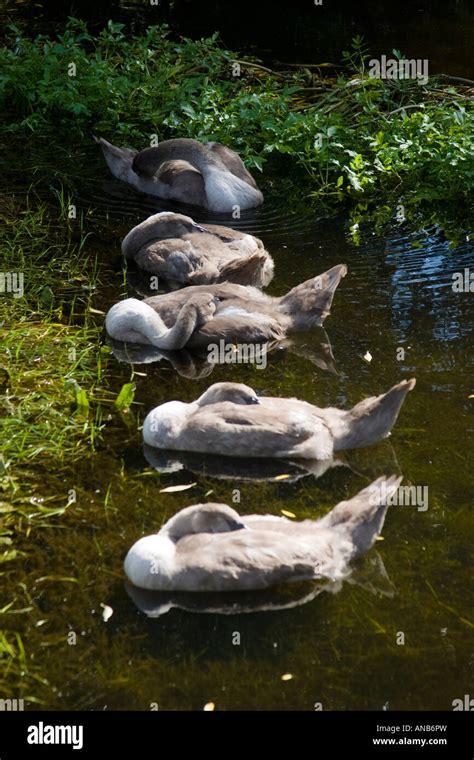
[159,483,197,493]
[114,382,135,411]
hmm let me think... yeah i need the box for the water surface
[4,141,474,711]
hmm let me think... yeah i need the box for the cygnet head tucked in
[164,503,247,540]
[196,382,261,407]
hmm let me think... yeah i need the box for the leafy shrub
[1,19,473,210]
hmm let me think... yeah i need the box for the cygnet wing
[188,310,285,347]
[173,528,332,591]
[184,399,333,458]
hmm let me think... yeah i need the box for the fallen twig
[439,73,474,87]
[231,59,278,76]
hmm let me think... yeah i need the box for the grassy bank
[0,197,139,702]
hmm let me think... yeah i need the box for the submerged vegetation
[1,20,473,223]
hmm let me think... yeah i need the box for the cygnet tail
[320,475,402,557]
[278,264,347,328]
[336,379,416,451]
[218,252,274,287]
[180,146,263,210]
[129,141,262,211]
[94,136,137,183]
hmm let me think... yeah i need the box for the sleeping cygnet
[95,136,263,212]
[124,475,401,592]
[105,264,347,351]
[121,211,274,288]
[142,379,416,459]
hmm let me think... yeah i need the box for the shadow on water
[3,133,474,711]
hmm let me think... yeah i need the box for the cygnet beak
[248,396,261,405]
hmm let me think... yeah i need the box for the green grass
[0,195,108,464]
[0,196,140,703]
[0,191,146,540]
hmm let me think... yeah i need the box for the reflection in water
[94,175,325,237]
[385,226,474,344]
[106,326,338,377]
[143,442,345,482]
[142,439,401,484]
[126,578,331,617]
[107,336,215,378]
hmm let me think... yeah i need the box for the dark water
[5,140,473,710]
[6,0,474,78]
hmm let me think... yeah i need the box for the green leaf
[114,382,136,411]
[75,386,89,413]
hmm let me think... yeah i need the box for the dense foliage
[1,19,473,211]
